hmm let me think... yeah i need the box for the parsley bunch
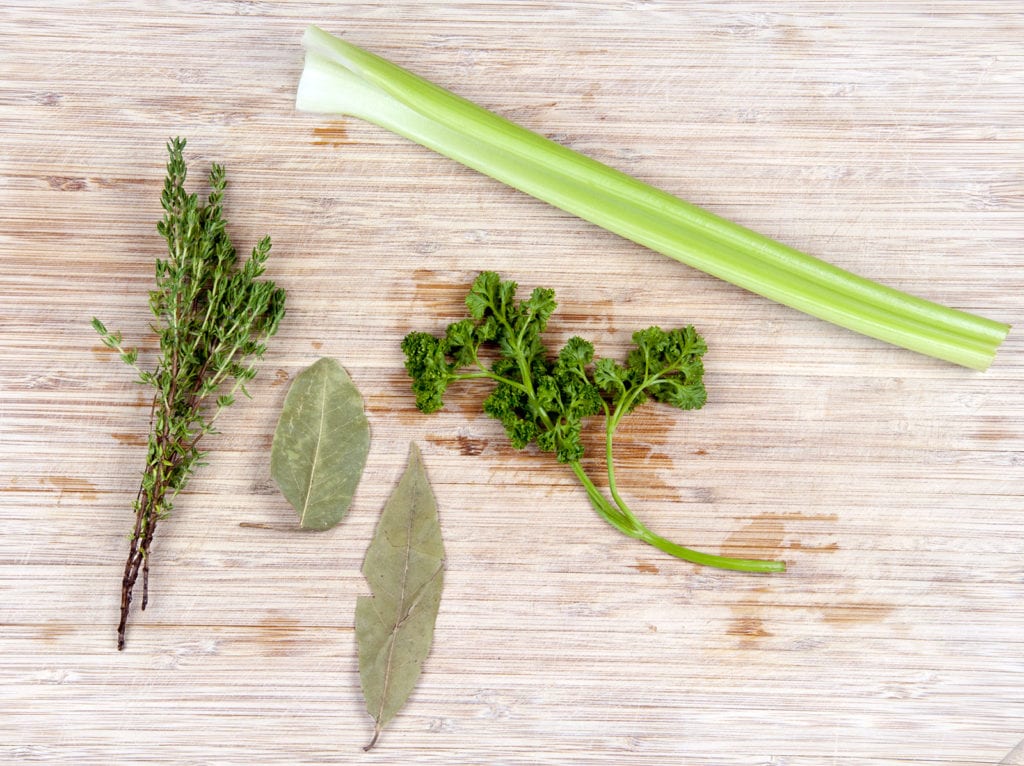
[402,272,784,573]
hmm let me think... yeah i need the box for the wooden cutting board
[2,2,1021,764]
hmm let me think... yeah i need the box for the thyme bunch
[93,138,286,649]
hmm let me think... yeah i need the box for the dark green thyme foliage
[93,138,287,649]
[402,272,785,574]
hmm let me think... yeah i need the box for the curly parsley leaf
[401,272,784,574]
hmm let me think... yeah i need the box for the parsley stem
[571,459,785,572]
[605,414,784,572]
[603,416,638,529]
[639,529,786,573]
[455,369,530,395]
[569,462,640,538]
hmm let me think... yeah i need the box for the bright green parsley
[402,271,784,573]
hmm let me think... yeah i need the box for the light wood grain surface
[2,2,1022,764]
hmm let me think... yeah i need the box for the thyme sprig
[93,138,286,650]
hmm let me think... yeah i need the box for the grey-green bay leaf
[356,442,444,751]
[271,357,370,530]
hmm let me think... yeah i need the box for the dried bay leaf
[356,442,444,750]
[271,357,370,530]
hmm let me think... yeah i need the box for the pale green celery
[296,25,1009,370]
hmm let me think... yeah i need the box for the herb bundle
[403,272,785,573]
[93,138,286,649]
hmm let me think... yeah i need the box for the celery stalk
[295,25,1009,370]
